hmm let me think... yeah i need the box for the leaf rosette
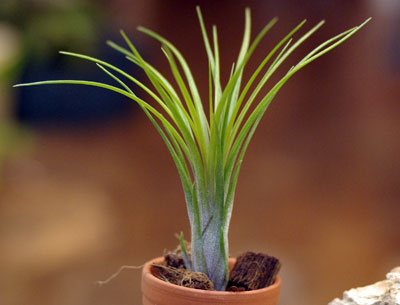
[15,7,370,290]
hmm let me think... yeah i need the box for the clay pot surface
[141,256,281,305]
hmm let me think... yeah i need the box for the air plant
[14,7,370,291]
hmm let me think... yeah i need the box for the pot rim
[142,256,281,297]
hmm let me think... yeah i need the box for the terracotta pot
[141,256,281,305]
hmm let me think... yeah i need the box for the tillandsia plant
[15,7,370,291]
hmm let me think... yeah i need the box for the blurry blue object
[16,33,139,127]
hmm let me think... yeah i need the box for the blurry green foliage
[0,121,34,183]
[0,0,103,82]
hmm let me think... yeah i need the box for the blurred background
[0,0,399,304]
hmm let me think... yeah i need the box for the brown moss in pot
[159,244,280,292]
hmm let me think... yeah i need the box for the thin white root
[96,264,144,286]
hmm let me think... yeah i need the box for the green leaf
[179,232,192,270]
[138,26,210,149]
